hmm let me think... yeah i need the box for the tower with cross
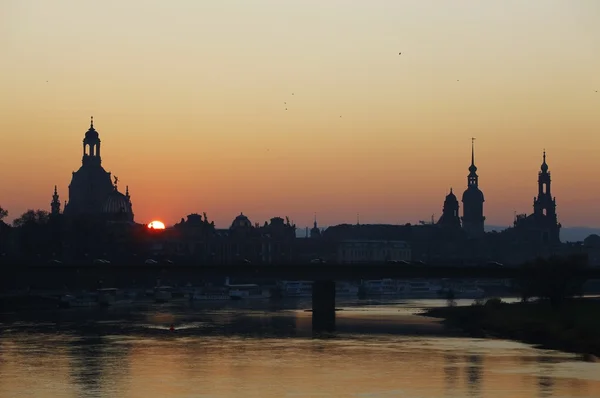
[461,138,486,238]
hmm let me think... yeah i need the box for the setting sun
[147,220,166,229]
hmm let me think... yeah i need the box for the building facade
[337,240,411,264]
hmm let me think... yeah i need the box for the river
[1,298,599,397]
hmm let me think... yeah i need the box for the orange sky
[1,1,599,228]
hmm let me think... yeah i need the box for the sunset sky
[1,1,599,228]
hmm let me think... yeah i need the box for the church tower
[310,213,321,238]
[461,138,485,238]
[63,117,133,222]
[51,185,61,215]
[82,116,101,166]
[533,151,560,243]
[437,189,461,228]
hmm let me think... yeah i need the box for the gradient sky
[1,0,599,228]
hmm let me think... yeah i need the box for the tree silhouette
[12,209,49,227]
[517,254,588,309]
[0,206,7,222]
[12,209,52,262]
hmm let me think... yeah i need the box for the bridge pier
[312,280,336,333]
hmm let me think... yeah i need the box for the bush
[484,297,503,308]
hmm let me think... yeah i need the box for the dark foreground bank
[422,298,600,359]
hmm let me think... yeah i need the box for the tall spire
[51,185,61,215]
[90,115,94,129]
[541,149,549,173]
[469,137,477,173]
[467,138,478,187]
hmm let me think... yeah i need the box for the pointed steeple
[541,149,548,173]
[467,137,479,187]
[51,185,61,215]
[468,137,478,175]
[461,138,485,238]
[310,212,321,238]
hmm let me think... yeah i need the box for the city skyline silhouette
[1,1,599,229]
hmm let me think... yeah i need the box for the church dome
[85,117,99,140]
[584,234,600,248]
[462,186,485,202]
[445,189,458,203]
[540,151,549,173]
[231,212,252,229]
[85,126,99,140]
[102,189,132,215]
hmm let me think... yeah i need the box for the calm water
[1,298,600,398]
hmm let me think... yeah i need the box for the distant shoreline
[420,298,600,360]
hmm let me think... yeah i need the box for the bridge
[3,263,598,333]
[4,263,599,284]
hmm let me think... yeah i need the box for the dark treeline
[0,206,149,266]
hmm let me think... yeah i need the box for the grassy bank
[422,298,600,358]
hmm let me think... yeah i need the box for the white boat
[279,281,313,297]
[154,286,173,303]
[336,282,359,297]
[189,286,230,301]
[438,282,485,299]
[59,293,97,308]
[228,284,271,300]
[97,288,118,306]
[97,288,134,306]
[361,279,403,296]
[404,280,442,297]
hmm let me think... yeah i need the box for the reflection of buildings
[465,354,483,397]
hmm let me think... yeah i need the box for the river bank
[422,298,600,359]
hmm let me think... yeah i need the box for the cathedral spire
[468,137,477,174]
[51,185,61,215]
[467,137,478,186]
[541,149,548,173]
[90,115,94,129]
[461,138,485,238]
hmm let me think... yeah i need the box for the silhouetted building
[310,214,322,238]
[437,189,461,228]
[50,185,61,216]
[61,117,134,223]
[145,213,296,265]
[337,240,411,263]
[461,139,485,238]
[513,151,561,245]
[583,234,600,267]
[489,151,562,264]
